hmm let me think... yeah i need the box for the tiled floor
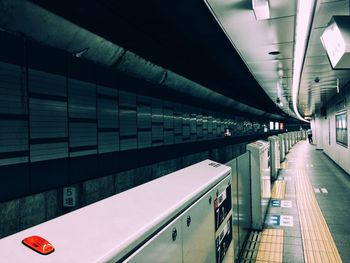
[240,140,350,262]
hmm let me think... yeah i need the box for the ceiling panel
[321,0,347,2]
[304,55,329,66]
[203,0,348,120]
[314,0,349,27]
[238,42,294,62]
[224,16,295,46]
[298,0,350,116]
[305,43,326,57]
[303,64,331,73]
[204,0,298,118]
[248,59,293,73]
[269,0,297,18]
[309,28,327,44]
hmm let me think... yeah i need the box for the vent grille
[208,162,221,168]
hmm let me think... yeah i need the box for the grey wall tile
[115,170,135,193]
[83,175,114,205]
[19,193,46,230]
[0,199,20,238]
[45,189,61,220]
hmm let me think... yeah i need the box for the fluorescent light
[292,0,316,122]
[252,0,270,20]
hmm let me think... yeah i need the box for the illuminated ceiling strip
[292,0,316,122]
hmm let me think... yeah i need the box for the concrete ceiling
[204,0,298,118]
[299,0,350,117]
[7,0,346,121]
[205,0,350,120]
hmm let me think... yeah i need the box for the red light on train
[22,235,55,255]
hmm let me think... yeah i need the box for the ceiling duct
[115,51,166,85]
[0,0,125,66]
[320,16,350,69]
[0,0,284,120]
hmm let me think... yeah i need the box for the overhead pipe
[115,51,166,85]
[0,0,284,120]
[0,0,125,66]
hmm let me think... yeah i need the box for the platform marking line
[280,215,294,227]
[281,200,292,208]
[271,180,286,199]
[296,169,342,263]
[256,229,284,263]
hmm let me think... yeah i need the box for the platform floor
[240,140,350,263]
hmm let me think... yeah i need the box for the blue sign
[267,215,294,227]
[268,215,280,226]
[271,200,280,207]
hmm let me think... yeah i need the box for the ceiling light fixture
[252,0,270,20]
[277,69,284,77]
[320,16,350,69]
[292,0,316,122]
[337,78,339,93]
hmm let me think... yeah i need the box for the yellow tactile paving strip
[271,180,286,199]
[296,169,342,263]
[256,229,284,263]
[280,162,288,169]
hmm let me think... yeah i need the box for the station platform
[240,140,350,263]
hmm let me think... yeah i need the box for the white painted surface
[281,200,292,208]
[124,217,183,263]
[0,160,231,263]
[247,140,270,230]
[278,134,285,161]
[315,116,324,150]
[279,215,293,227]
[321,86,350,175]
[268,135,280,180]
[311,120,316,145]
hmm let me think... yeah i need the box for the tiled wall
[0,31,270,237]
[0,59,264,166]
[0,51,266,201]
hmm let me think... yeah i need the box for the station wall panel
[0,32,269,202]
[28,69,68,162]
[137,95,152,148]
[0,62,28,167]
[97,85,119,153]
